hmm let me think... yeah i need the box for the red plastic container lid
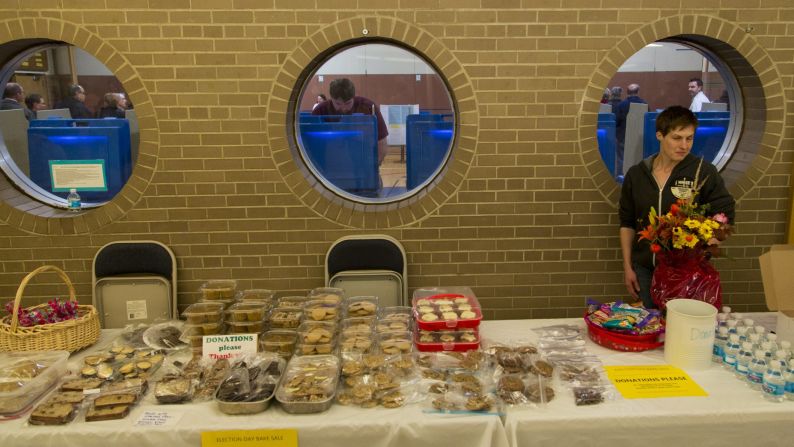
[413,294,482,330]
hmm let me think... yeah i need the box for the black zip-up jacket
[619,153,735,270]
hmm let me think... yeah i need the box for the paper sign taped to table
[134,408,184,427]
[201,429,298,447]
[202,334,258,361]
[604,364,708,399]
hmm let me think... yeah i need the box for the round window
[0,40,137,209]
[293,43,455,203]
[597,40,741,182]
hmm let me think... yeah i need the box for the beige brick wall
[0,2,792,320]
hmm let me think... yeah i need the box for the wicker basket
[0,265,100,352]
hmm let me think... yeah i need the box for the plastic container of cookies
[308,287,345,304]
[412,288,482,331]
[0,351,70,417]
[341,317,376,336]
[276,296,309,309]
[226,319,267,334]
[378,331,413,355]
[238,289,275,304]
[276,355,340,414]
[302,299,340,322]
[200,280,238,301]
[182,302,225,324]
[414,328,481,352]
[226,302,270,322]
[269,307,303,329]
[182,321,225,336]
[260,330,298,358]
[344,296,379,318]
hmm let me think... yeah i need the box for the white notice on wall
[135,409,184,427]
[126,300,148,321]
[49,160,107,190]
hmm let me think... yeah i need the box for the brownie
[29,402,76,425]
[85,404,131,422]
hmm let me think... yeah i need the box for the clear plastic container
[378,331,413,355]
[412,289,482,331]
[340,332,375,354]
[182,321,225,336]
[269,307,303,329]
[182,302,225,324]
[200,279,237,300]
[260,330,298,358]
[276,296,309,309]
[345,296,379,318]
[303,299,340,322]
[227,319,267,334]
[297,321,336,345]
[415,328,480,352]
[0,351,70,417]
[225,302,269,322]
[308,287,345,304]
[341,317,376,337]
[238,289,275,303]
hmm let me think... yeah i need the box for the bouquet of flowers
[3,297,79,327]
[637,198,732,310]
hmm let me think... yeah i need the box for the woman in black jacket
[619,106,735,308]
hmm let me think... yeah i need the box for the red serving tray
[584,314,664,352]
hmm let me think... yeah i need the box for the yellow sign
[604,364,708,399]
[201,429,298,447]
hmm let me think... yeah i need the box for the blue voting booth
[597,113,617,178]
[27,118,132,203]
[298,114,379,192]
[405,114,453,189]
[642,111,729,161]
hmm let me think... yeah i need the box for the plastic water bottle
[726,319,738,336]
[749,333,762,350]
[737,326,749,345]
[722,306,732,316]
[743,318,755,331]
[785,361,794,401]
[747,349,767,390]
[716,313,728,333]
[763,360,786,402]
[754,326,766,338]
[735,342,754,380]
[67,188,81,212]
[761,341,773,361]
[780,340,792,360]
[774,350,789,369]
[713,327,729,363]
[766,333,779,353]
[732,312,744,324]
[723,334,740,370]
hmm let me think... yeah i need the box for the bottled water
[735,342,754,381]
[713,327,729,363]
[780,341,792,360]
[766,333,779,354]
[761,342,773,361]
[774,350,788,369]
[763,361,786,402]
[748,333,762,349]
[732,312,744,322]
[743,318,755,331]
[722,334,740,370]
[67,188,81,212]
[716,313,728,333]
[726,319,738,336]
[722,306,732,316]
[754,326,766,338]
[785,361,794,401]
[747,349,767,390]
[737,326,749,345]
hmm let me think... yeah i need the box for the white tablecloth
[0,330,509,447]
[484,315,794,447]
[2,314,791,447]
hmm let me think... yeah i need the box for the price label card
[201,429,298,447]
[604,364,708,399]
[202,334,258,361]
[134,409,184,427]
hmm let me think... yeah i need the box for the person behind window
[54,84,92,119]
[619,106,734,308]
[1,82,33,120]
[688,78,710,112]
[600,88,610,104]
[312,93,327,111]
[614,83,647,175]
[312,78,389,165]
[24,93,47,119]
[608,86,622,112]
[97,93,126,118]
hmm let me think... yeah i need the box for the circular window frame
[0,18,158,235]
[266,16,478,229]
[289,39,458,205]
[580,16,785,205]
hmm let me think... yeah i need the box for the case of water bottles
[713,306,793,403]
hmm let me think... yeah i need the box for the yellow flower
[684,219,701,230]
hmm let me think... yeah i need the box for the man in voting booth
[312,78,389,166]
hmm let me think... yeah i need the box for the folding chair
[325,235,408,307]
[92,240,177,328]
